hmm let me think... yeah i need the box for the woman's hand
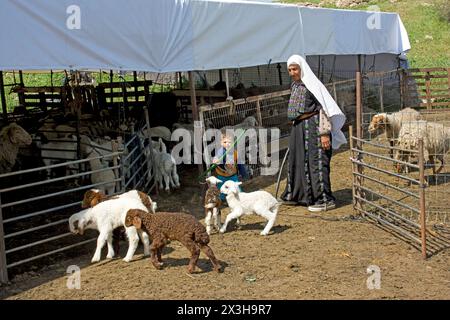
[321,135,331,150]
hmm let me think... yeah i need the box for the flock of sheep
[368,107,450,174]
[68,176,279,273]
[2,105,449,273]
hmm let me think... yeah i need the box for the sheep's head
[368,114,387,133]
[68,211,91,235]
[81,189,105,208]
[220,180,242,195]
[205,176,222,186]
[124,209,144,229]
[137,191,157,214]
[244,116,258,127]
[4,123,32,146]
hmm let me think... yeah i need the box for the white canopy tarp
[0,0,410,72]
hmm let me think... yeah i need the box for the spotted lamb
[69,196,151,263]
[81,188,157,255]
[204,176,223,235]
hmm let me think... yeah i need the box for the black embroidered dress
[281,81,335,206]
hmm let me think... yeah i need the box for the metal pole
[189,71,204,175]
[356,70,363,140]
[0,71,8,122]
[0,193,9,283]
[379,78,384,112]
[418,138,427,259]
[144,106,158,195]
[277,63,283,86]
[111,140,123,193]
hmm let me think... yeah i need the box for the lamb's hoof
[106,254,114,259]
[187,266,195,274]
[214,265,223,273]
[153,263,163,270]
[123,257,132,263]
[260,231,269,236]
[219,228,226,234]
[91,257,100,263]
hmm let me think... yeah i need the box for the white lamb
[151,138,180,192]
[219,180,279,236]
[395,120,450,174]
[68,196,151,263]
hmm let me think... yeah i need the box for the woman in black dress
[280,55,346,212]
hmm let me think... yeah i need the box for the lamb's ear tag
[133,216,142,229]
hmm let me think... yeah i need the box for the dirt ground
[1,148,449,300]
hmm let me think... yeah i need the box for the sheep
[394,120,450,174]
[204,176,223,235]
[81,188,157,213]
[81,188,157,258]
[219,180,279,236]
[140,126,172,141]
[368,107,423,142]
[86,149,116,195]
[222,116,259,131]
[0,123,32,174]
[40,135,81,177]
[151,138,180,192]
[68,196,151,263]
[124,209,222,273]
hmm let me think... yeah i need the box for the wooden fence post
[0,194,9,283]
[425,71,432,110]
[447,68,450,99]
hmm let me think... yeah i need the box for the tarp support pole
[188,71,204,176]
[0,71,8,122]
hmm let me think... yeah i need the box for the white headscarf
[287,54,347,150]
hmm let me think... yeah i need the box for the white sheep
[82,188,157,214]
[40,135,80,177]
[368,107,423,142]
[219,180,279,236]
[395,120,450,174]
[86,149,116,195]
[68,196,151,263]
[150,138,180,192]
[140,126,172,141]
[0,123,32,174]
[222,116,259,131]
[204,176,223,235]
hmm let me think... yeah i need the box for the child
[212,131,248,201]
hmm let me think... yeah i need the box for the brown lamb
[81,189,155,255]
[125,209,222,273]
